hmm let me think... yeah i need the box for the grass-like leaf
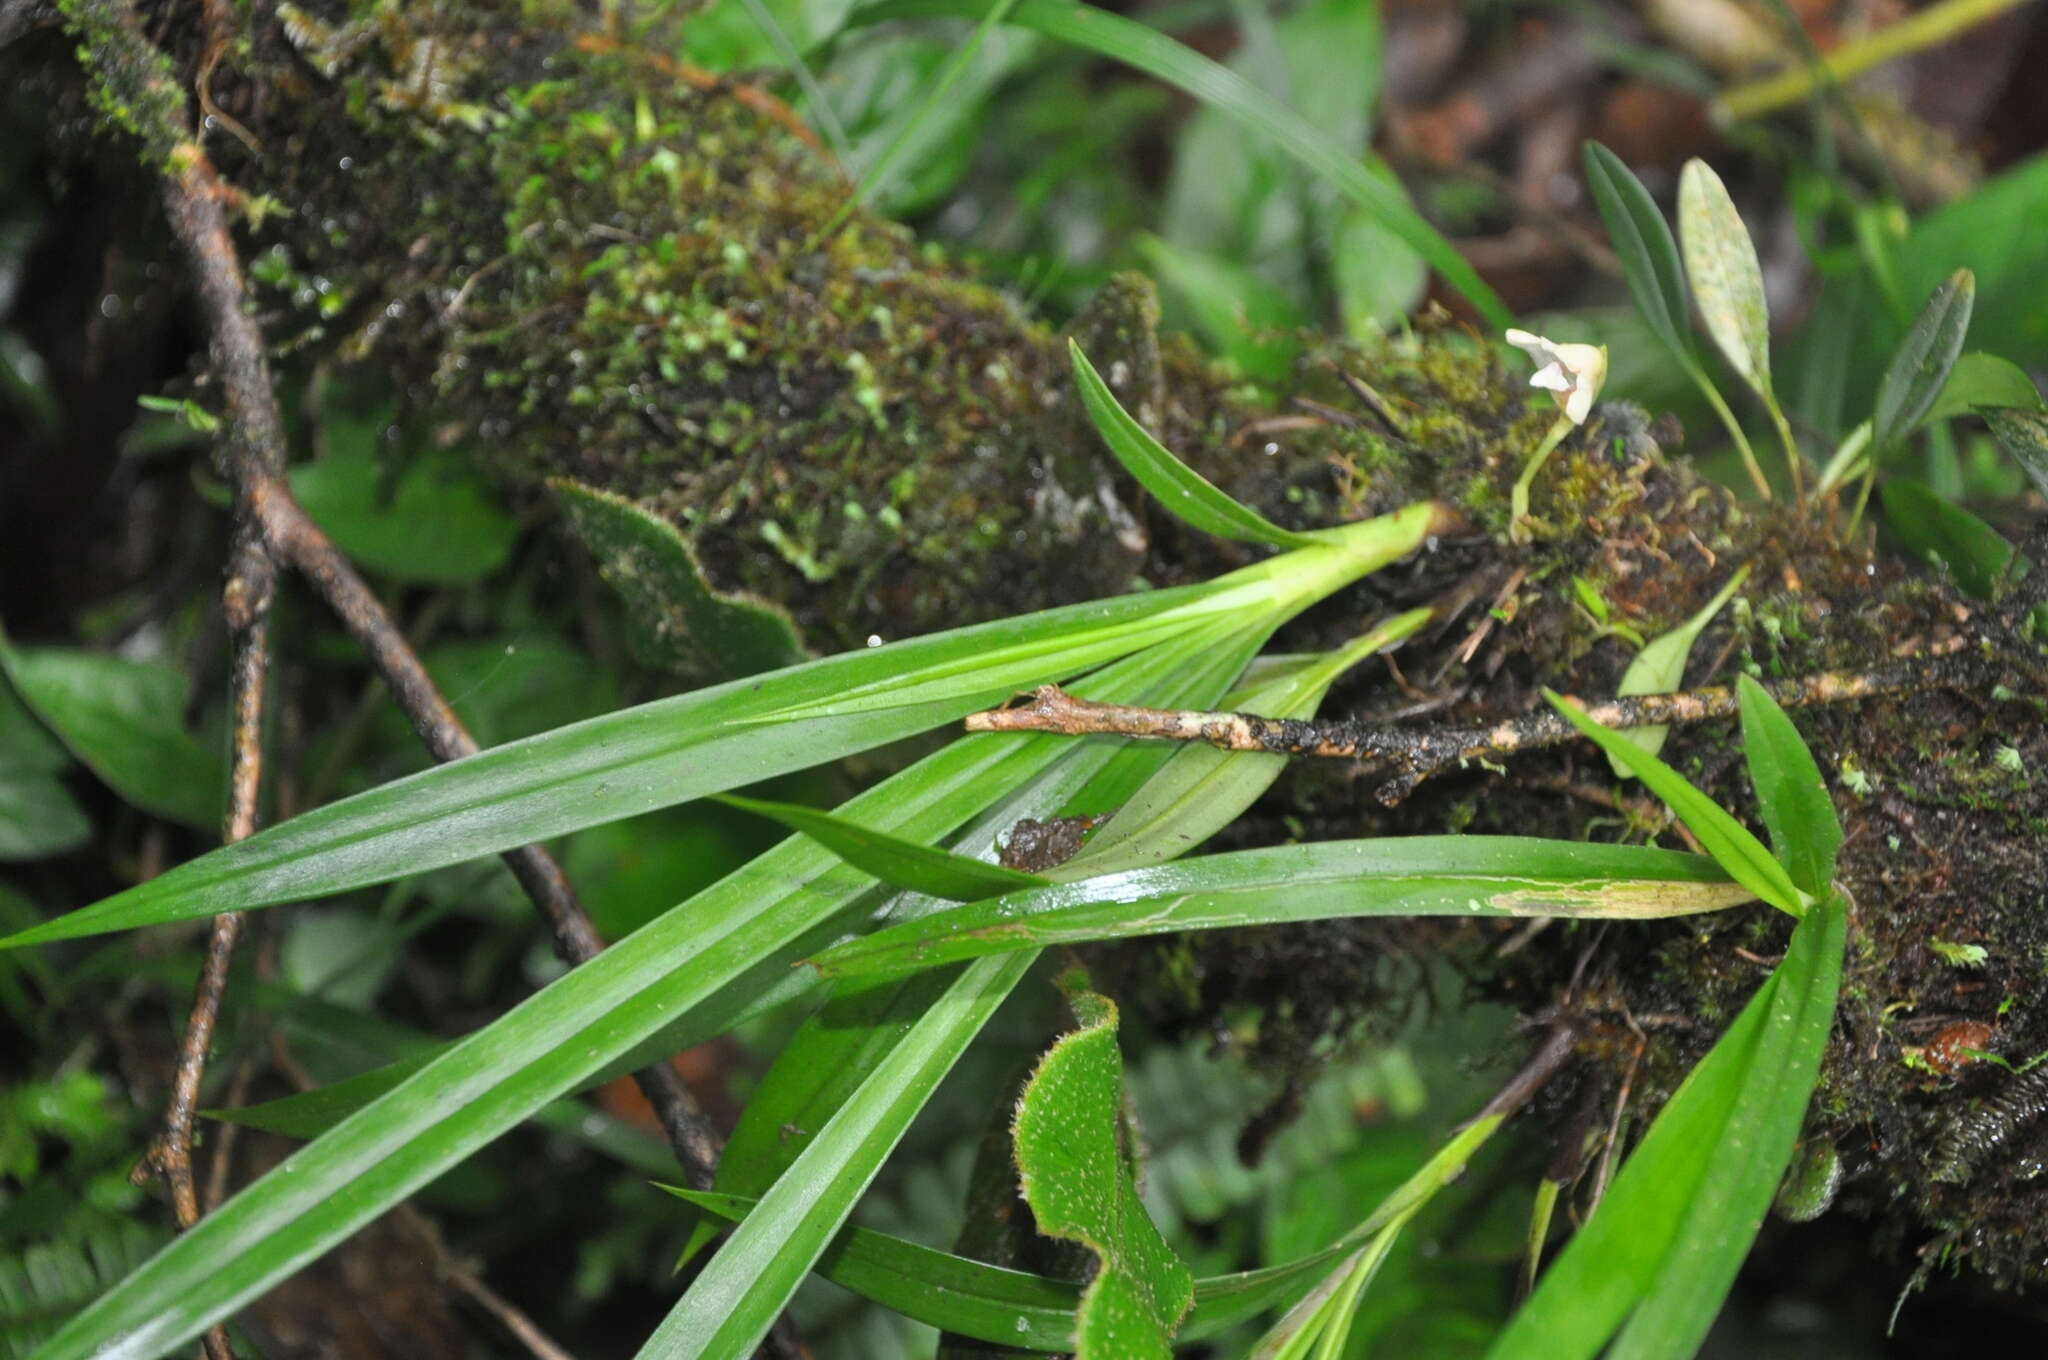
[664,1188,1085,1350]
[810,837,1755,977]
[1582,142,1693,361]
[852,0,1512,329]
[716,794,1048,901]
[1071,339,1317,548]
[29,623,1269,1360]
[1545,691,1804,917]
[1012,990,1194,1355]
[639,953,1036,1360]
[1873,267,1976,461]
[1678,160,1773,400]
[1490,897,1845,1360]
[4,508,1438,952]
[1736,676,1841,899]
[1606,565,1750,773]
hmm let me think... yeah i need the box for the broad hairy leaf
[1070,338,1316,547]
[810,837,1755,977]
[1678,160,1773,398]
[1872,268,1975,461]
[552,479,806,680]
[1582,142,1693,362]
[1546,691,1804,917]
[1490,897,1846,1360]
[851,0,1514,329]
[1879,478,2017,600]
[1607,565,1750,773]
[1013,990,1193,1357]
[1736,676,1841,899]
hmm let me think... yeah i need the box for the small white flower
[1505,328,1609,426]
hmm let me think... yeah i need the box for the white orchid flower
[1505,328,1608,426]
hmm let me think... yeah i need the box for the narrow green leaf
[1920,352,2043,430]
[1607,566,1750,773]
[1983,405,2048,500]
[1070,339,1315,547]
[810,837,1754,977]
[553,480,806,680]
[638,954,1035,1360]
[7,510,1439,950]
[676,969,960,1268]
[1546,691,1804,916]
[1879,478,2017,600]
[29,630,1247,1360]
[1489,899,1844,1360]
[1736,676,1841,899]
[1872,268,1976,461]
[850,0,1514,329]
[716,794,1048,901]
[1013,991,1193,1356]
[0,642,225,832]
[664,1189,1083,1350]
[1582,142,1693,361]
[1678,160,1773,398]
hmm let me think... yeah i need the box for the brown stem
[97,0,722,1214]
[967,642,1996,805]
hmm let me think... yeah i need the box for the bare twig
[88,0,722,1210]
[967,642,1996,805]
[398,1206,581,1360]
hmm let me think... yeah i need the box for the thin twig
[967,642,1995,805]
[94,0,723,1198]
[397,1206,581,1360]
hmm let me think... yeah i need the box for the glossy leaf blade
[10,516,1426,950]
[1582,142,1693,361]
[717,794,1048,901]
[1607,566,1750,772]
[1735,676,1841,898]
[1546,691,1804,917]
[1489,898,1843,1360]
[851,0,1513,329]
[30,632,1246,1360]
[1879,478,2017,600]
[811,838,1754,976]
[665,1189,1083,1350]
[637,953,1035,1360]
[1071,339,1315,547]
[1872,268,1976,460]
[1678,160,1773,397]
[1920,352,2042,430]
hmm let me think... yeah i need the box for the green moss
[58,0,192,169]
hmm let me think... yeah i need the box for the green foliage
[1879,478,2017,599]
[0,684,89,861]
[1872,268,1976,463]
[552,480,807,680]
[1607,565,1750,772]
[1012,989,1193,1357]
[0,641,224,832]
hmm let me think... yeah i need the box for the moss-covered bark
[28,0,2048,1294]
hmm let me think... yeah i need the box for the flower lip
[1505,328,1609,425]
